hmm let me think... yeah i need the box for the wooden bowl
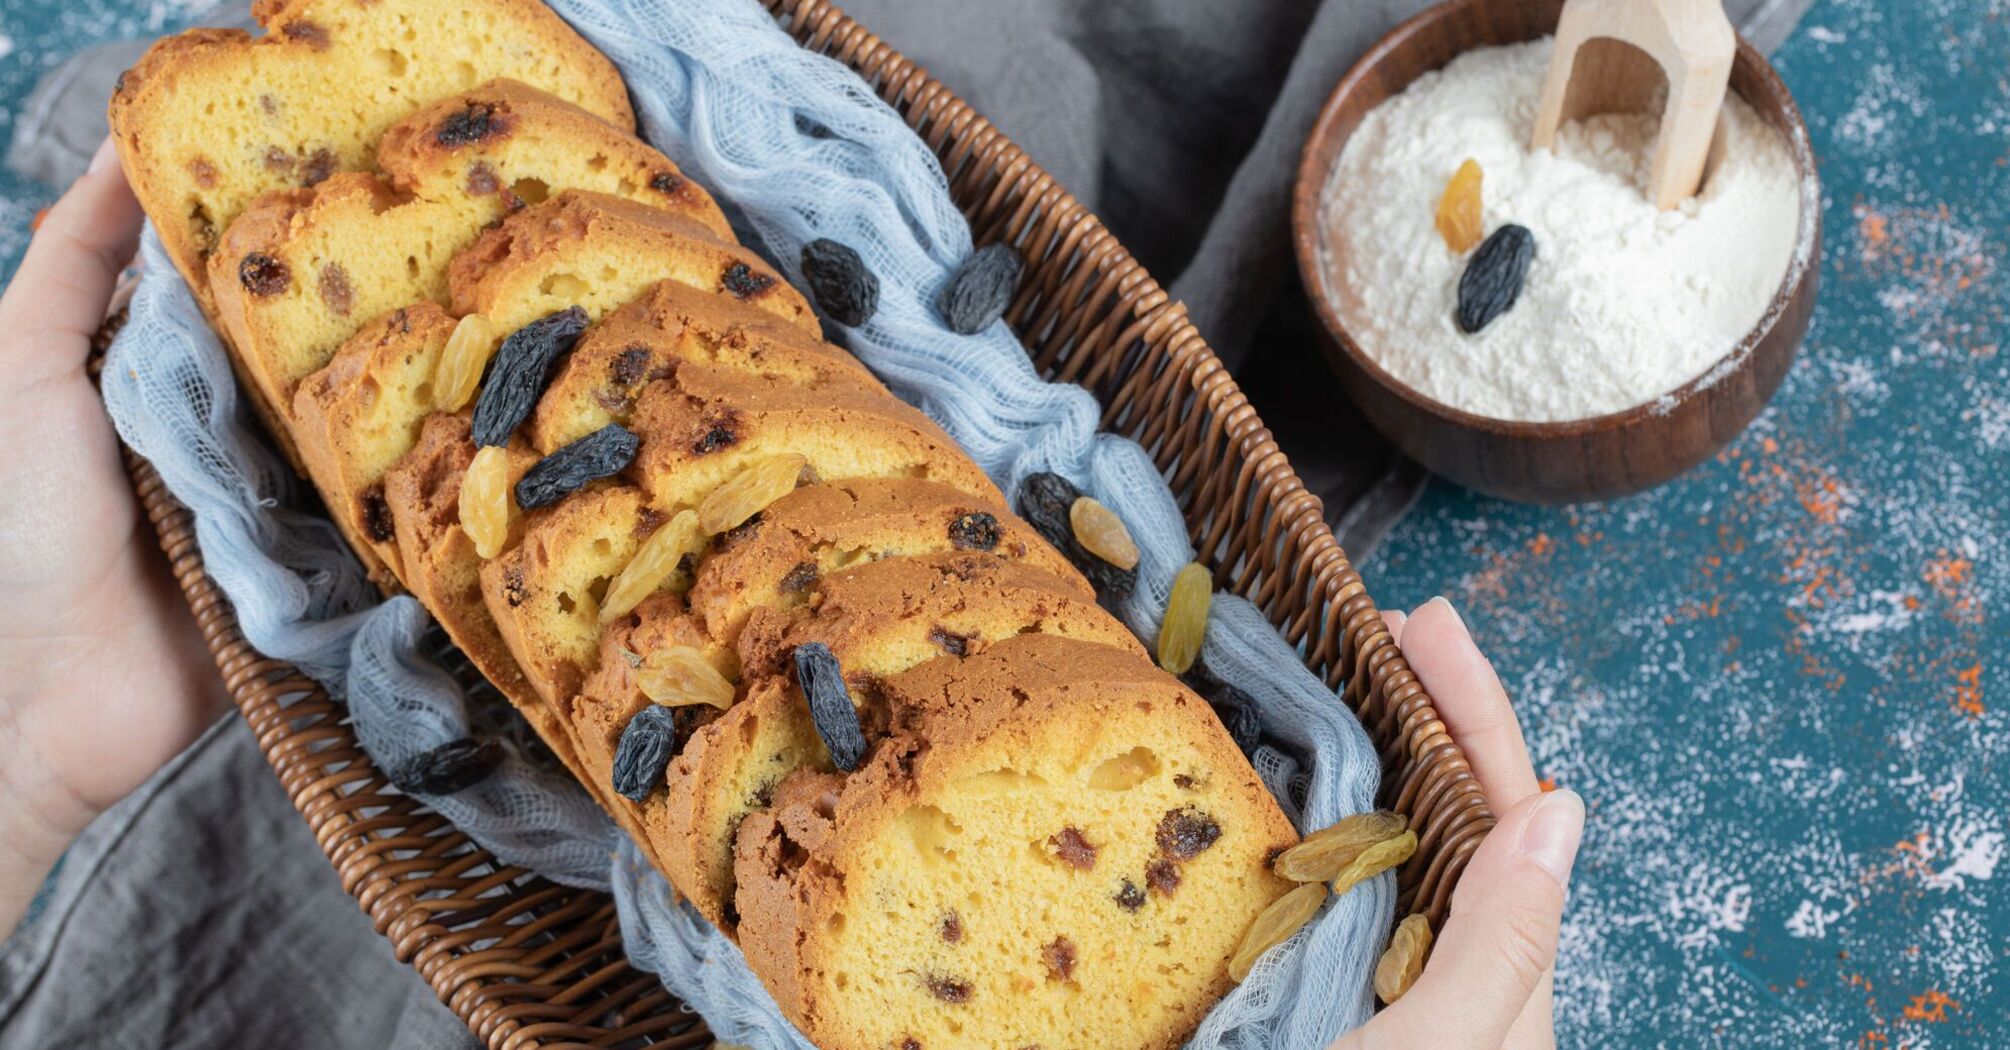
[1291,0,1821,504]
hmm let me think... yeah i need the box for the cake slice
[211,81,728,422]
[290,302,456,587]
[623,552,1146,929]
[733,633,1299,1050]
[107,0,632,312]
[679,478,1083,645]
[447,191,817,337]
[528,278,878,452]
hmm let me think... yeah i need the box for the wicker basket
[102,0,1496,1045]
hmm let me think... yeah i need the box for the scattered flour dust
[1319,39,1805,422]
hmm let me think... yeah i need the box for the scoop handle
[1530,0,1736,210]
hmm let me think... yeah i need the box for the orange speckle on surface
[31,208,49,232]
[1858,209,1891,252]
[1538,777,1557,792]
[1901,990,1958,1023]
[1762,436,1781,455]
[1857,1030,1888,1049]
[1528,533,1554,557]
[1953,663,1983,717]
[1795,977,1809,989]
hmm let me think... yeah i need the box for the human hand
[1333,597,1583,1050]
[0,139,226,933]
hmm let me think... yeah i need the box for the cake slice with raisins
[108,0,631,318]
[733,633,1298,1050]
[213,83,730,430]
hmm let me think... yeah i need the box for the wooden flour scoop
[1530,0,1736,209]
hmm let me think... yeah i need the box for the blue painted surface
[0,1,2000,1046]
[1366,2,2006,1045]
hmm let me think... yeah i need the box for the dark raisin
[238,253,291,297]
[360,488,395,542]
[300,148,336,187]
[671,704,718,757]
[1213,699,1265,756]
[465,161,499,196]
[778,561,819,594]
[948,512,1000,551]
[925,975,972,1004]
[1048,827,1097,871]
[502,565,527,607]
[721,262,777,300]
[692,419,738,454]
[795,642,867,771]
[1041,936,1077,982]
[610,345,651,386]
[1174,774,1199,790]
[900,1040,922,1050]
[940,911,963,944]
[1156,806,1221,860]
[472,307,590,447]
[1016,472,1136,596]
[715,516,763,550]
[1146,858,1182,896]
[318,262,354,316]
[436,101,504,148]
[649,170,685,194]
[281,20,330,48]
[514,424,640,510]
[939,242,1024,335]
[262,147,295,175]
[799,238,879,327]
[1113,880,1146,912]
[1456,224,1536,334]
[928,625,971,657]
[612,705,676,803]
[675,552,700,578]
[389,737,502,795]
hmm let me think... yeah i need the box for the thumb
[1339,788,1583,1050]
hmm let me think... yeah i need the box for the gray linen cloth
[0,0,1807,1045]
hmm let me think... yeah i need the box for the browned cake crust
[445,191,818,337]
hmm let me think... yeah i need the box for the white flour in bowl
[1319,38,1803,422]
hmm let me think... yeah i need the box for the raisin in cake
[734,634,1299,1050]
[108,0,630,315]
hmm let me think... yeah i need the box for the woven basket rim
[100,1,1497,1045]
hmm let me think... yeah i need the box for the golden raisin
[459,445,512,559]
[433,313,500,411]
[1272,810,1409,883]
[638,646,736,709]
[600,509,703,623]
[1156,562,1212,675]
[1434,158,1484,253]
[1228,882,1326,982]
[1374,913,1434,1004]
[1329,829,1417,897]
[1069,497,1140,570]
[698,453,808,534]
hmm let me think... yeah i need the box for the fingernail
[1517,788,1584,888]
[88,137,118,176]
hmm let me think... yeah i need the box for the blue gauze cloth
[98,0,1392,1043]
